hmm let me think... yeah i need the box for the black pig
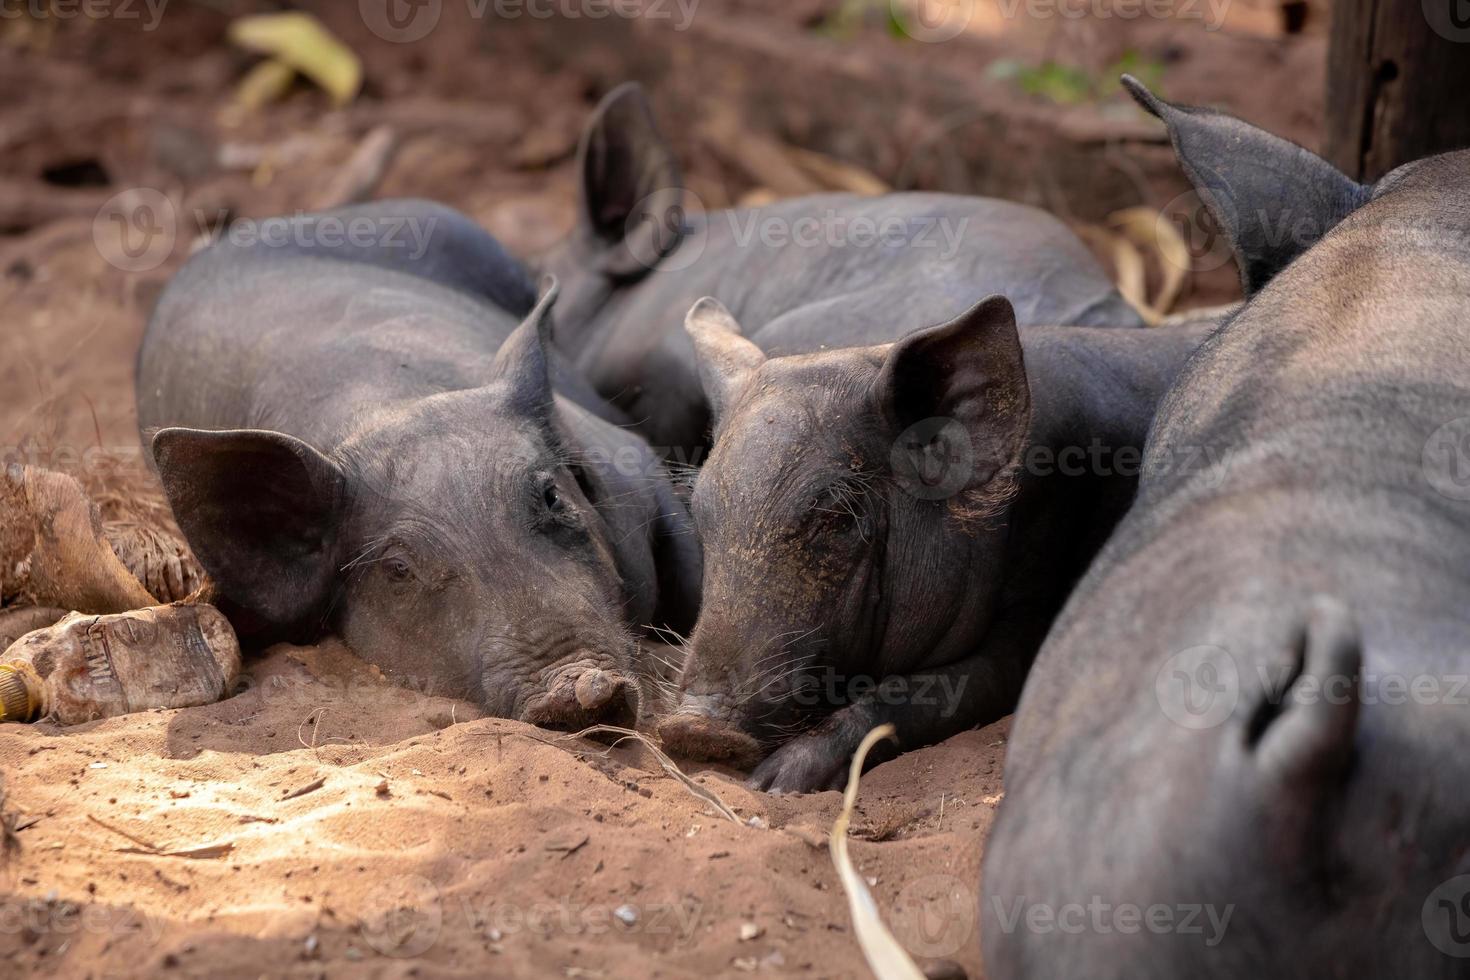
[136,201,701,727]
[982,79,1470,979]
[656,293,1208,791]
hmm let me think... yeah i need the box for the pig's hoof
[747,736,851,795]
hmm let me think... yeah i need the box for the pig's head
[656,295,1031,764]
[151,288,699,728]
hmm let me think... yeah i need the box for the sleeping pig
[541,84,1145,459]
[655,292,1210,791]
[136,201,701,728]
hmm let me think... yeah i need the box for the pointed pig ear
[576,83,685,280]
[489,277,560,421]
[876,295,1031,502]
[684,297,766,425]
[1123,74,1368,295]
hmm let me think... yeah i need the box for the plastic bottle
[0,604,240,725]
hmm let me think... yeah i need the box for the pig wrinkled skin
[541,83,1145,458]
[136,201,701,727]
[982,79,1470,979]
[656,294,1210,792]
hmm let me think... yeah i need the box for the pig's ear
[1248,596,1361,858]
[877,295,1031,501]
[491,278,560,420]
[1123,74,1369,295]
[685,297,765,424]
[577,82,684,280]
[151,427,345,636]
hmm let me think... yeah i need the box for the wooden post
[1326,0,1470,180]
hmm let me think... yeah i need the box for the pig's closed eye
[373,544,420,585]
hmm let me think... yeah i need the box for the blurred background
[1,0,1456,477]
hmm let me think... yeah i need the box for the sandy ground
[0,4,1324,976]
[0,637,1008,979]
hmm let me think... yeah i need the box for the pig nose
[657,708,764,768]
[573,668,638,728]
[521,661,640,732]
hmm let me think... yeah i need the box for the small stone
[738,922,764,942]
[613,904,639,926]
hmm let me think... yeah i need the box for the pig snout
[656,697,765,768]
[521,660,640,731]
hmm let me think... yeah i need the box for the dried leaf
[829,724,924,980]
[234,58,297,111]
[228,13,362,107]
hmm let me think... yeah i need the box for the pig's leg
[747,622,1039,794]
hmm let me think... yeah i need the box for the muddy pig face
[657,296,1031,764]
[152,291,677,729]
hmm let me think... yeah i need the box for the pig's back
[137,242,519,451]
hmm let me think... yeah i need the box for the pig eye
[385,555,414,583]
[543,483,564,513]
